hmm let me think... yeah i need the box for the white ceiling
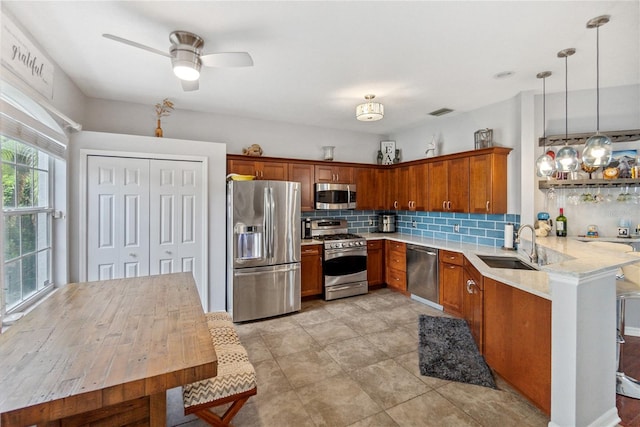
[3,1,639,135]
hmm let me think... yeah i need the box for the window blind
[0,100,67,159]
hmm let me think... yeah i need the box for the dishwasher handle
[407,245,438,257]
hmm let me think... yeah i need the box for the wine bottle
[556,208,567,237]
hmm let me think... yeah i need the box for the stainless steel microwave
[314,183,356,210]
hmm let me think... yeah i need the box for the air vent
[429,108,453,117]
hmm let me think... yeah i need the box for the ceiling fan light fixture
[356,94,384,121]
[172,49,201,81]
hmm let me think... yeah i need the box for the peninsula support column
[548,269,620,427]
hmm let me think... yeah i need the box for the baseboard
[625,326,640,337]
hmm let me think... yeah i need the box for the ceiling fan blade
[102,34,170,58]
[200,52,254,68]
[181,79,199,92]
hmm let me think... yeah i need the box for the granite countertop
[358,232,640,301]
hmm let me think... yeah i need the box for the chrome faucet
[516,224,538,264]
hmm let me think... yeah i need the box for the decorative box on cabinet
[301,244,322,297]
[438,250,464,316]
[385,240,406,291]
[366,240,385,286]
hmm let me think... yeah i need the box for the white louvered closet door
[87,156,150,281]
[149,159,203,288]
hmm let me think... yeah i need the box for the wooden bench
[182,312,257,426]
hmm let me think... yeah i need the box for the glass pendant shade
[582,133,612,167]
[536,153,556,177]
[556,145,580,172]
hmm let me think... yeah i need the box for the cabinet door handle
[466,279,475,294]
[447,201,452,210]
[336,173,339,181]
[394,201,398,209]
[486,201,490,212]
[442,201,446,210]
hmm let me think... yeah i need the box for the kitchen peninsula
[307,232,640,425]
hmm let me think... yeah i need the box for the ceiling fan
[102,31,253,91]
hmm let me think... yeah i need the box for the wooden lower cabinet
[385,241,406,291]
[483,277,551,414]
[462,259,483,352]
[301,244,322,297]
[366,240,385,286]
[439,250,464,317]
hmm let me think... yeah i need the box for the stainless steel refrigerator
[227,180,301,322]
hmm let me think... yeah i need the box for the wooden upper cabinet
[408,163,428,211]
[427,158,469,212]
[288,163,315,211]
[427,160,448,211]
[228,158,288,180]
[315,165,353,184]
[448,157,470,213]
[469,149,510,214]
[355,167,385,210]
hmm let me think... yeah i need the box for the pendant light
[555,48,580,173]
[535,71,555,177]
[582,15,613,167]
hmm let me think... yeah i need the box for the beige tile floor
[167,288,550,427]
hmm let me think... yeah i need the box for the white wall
[82,98,384,164]
[68,131,227,311]
[389,95,523,214]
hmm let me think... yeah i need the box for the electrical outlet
[412,221,417,228]
[369,219,373,226]
[454,224,460,233]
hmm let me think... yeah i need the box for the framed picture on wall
[381,140,396,165]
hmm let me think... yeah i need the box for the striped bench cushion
[209,326,241,346]
[183,344,257,408]
[205,311,233,322]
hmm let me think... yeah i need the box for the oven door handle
[328,285,358,292]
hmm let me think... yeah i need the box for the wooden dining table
[0,273,217,426]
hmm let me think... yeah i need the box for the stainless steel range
[310,219,368,301]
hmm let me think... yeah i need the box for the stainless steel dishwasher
[406,245,440,308]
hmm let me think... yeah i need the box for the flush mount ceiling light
[582,15,613,168]
[170,31,203,81]
[555,48,580,173]
[535,71,556,177]
[356,94,384,121]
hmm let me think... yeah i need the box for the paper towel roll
[504,223,514,249]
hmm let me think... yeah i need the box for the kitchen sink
[476,255,538,271]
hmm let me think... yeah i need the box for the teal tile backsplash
[302,210,520,248]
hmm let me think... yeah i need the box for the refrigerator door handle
[234,263,301,276]
[266,186,275,260]
[264,186,272,259]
